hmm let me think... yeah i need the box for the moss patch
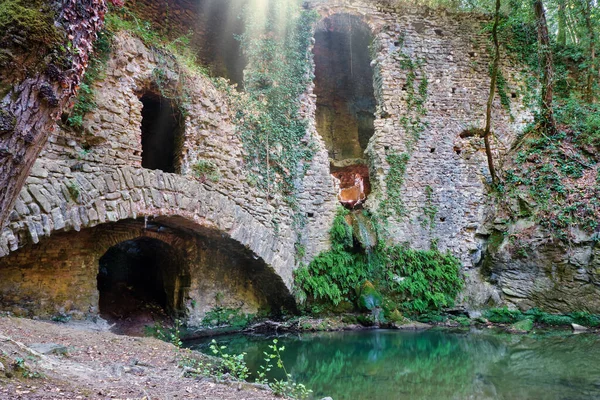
[0,0,60,44]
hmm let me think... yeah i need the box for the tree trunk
[583,0,596,102]
[0,0,107,229]
[533,0,556,134]
[483,0,501,184]
[557,0,567,47]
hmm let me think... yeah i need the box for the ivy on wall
[235,2,318,205]
[378,36,429,221]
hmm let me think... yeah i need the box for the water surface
[188,329,600,399]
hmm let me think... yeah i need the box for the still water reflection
[188,329,600,400]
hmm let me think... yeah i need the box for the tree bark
[557,0,567,47]
[483,0,501,184]
[0,0,107,229]
[533,0,556,134]
[582,0,596,102]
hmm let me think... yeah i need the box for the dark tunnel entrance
[314,14,376,209]
[97,237,186,331]
[140,93,183,173]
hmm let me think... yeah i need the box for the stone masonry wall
[0,1,537,316]
[305,0,533,307]
[0,31,317,309]
[0,219,290,320]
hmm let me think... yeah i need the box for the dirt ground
[0,316,279,400]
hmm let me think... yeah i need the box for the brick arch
[0,167,297,295]
[0,214,297,321]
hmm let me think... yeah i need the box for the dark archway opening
[314,14,375,208]
[140,93,183,173]
[97,237,185,331]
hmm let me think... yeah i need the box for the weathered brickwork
[0,1,538,318]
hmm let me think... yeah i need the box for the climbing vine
[67,28,113,128]
[67,5,211,128]
[421,185,438,229]
[235,2,318,203]
[378,37,429,220]
[380,153,409,218]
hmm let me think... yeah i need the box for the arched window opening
[140,93,183,173]
[97,237,185,330]
[314,14,376,209]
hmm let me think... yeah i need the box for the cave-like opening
[314,14,375,208]
[97,237,185,329]
[140,93,183,173]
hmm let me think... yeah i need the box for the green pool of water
[187,329,600,399]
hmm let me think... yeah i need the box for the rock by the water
[392,321,432,330]
[571,323,588,332]
[510,319,533,333]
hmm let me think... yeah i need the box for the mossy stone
[511,318,533,333]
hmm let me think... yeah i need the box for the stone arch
[0,216,296,324]
[313,13,376,208]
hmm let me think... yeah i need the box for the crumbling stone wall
[0,32,311,319]
[0,1,539,317]
[304,0,533,307]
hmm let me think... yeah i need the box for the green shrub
[569,311,600,327]
[484,307,524,324]
[201,307,253,329]
[415,311,448,324]
[380,245,463,312]
[538,313,573,326]
[295,209,463,314]
[191,159,221,183]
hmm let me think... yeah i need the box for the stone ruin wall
[0,31,326,320]
[304,0,533,307]
[0,0,536,320]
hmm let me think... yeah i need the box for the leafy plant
[380,245,463,312]
[201,307,253,329]
[484,307,524,324]
[265,339,312,399]
[151,319,183,348]
[191,159,221,183]
[295,209,463,314]
[210,339,250,381]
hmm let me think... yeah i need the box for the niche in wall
[314,14,376,208]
